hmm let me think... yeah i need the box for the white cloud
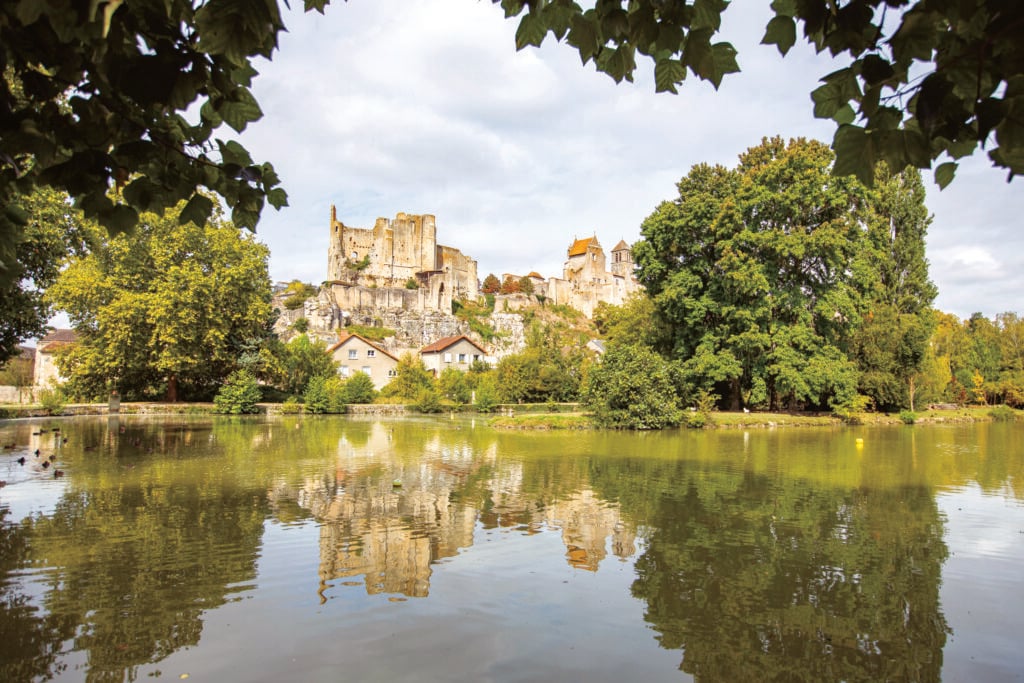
[240,0,1024,319]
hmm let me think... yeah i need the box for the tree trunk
[908,374,916,412]
[729,378,741,411]
[166,374,178,403]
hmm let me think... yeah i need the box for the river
[0,415,1021,682]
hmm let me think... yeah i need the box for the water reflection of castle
[271,422,636,598]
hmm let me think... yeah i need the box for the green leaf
[500,0,525,18]
[811,82,846,119]
[709,43,739,90]
[567,12,600,63]
[683,29,713,81]
[860,54,894,85]
[832,125,876,186]
[596,45,637,84]
[219,88,263,133]
[770,0,797,18]
[218,140,254,167]
[267,187,289,210]
[515,12,547,50]
[890,11,937,66]
[179,194,214,227]
[104,204,139,237]
[833,103,856,125]
[541,1,579,42]
[934,162,957,189]
[691,0,725,32]
[654,59,685,94]
[761,16,796,55]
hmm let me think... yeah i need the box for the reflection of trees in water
[0,509,77,682]
[621,469,949,682]
[0,456,269,681]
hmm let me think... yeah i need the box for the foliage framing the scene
[497,0,1024,188]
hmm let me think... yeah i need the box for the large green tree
[47,201,274,401]
[635,137,865,411]
[850,165,937,411]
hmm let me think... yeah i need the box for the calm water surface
[0,416,1022,682]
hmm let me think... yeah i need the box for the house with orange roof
[34,329,77,388]
[327,332,401,390]
[419,335,488,376]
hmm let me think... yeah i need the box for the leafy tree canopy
[497,0,1024,188]
[46,199,275,401]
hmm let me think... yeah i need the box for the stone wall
[0,385,34,404]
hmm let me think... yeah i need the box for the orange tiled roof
[527,271,543,279]
[420,335,487,355]
[567,236,599,257]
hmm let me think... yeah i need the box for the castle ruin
[326,207,479,313]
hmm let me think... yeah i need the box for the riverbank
[0,401,1018,429]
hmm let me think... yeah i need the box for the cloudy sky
[239,0,1023,320]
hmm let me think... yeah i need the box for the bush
[989,405,1017,422]
[341,372,377,404]
[292,317,309,333]
[899,410,917,424]
[280,396,303,414]
[582,343,682,429]
[474,378,499,413]
[214,370,261,414]
[684,410,707,429]
[38,386,66,416]
[304,374,347,414]
[405,277,419,290]
[832,393,872,425]
[413,388,443,413]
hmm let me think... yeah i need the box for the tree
[583,343,682,429]
[340,371,377,404]
[47,200,274,401]
[518,275,535,296]
[379,353,435,401]
[280,334,337,396]
[850,165,937,410]
[0,187,90,363]
[481,273,501,294]
[634,138,864,411]
[213,369,262,414]
[499,0,1024,188]
[438,367,472,405]
[281,280,317,310]
[499,275,521,295]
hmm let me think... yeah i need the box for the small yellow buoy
[855,437,864,449]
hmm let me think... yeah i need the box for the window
[340,366,350,377]
[348,349,358,359]
[367,349,375,358]
[458,353,467,363]
[361,366,371,376]
[443,352,452,363]
[388,369,398,378]
[472,354,481,362]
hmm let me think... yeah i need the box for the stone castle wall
[327,208,478,314]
